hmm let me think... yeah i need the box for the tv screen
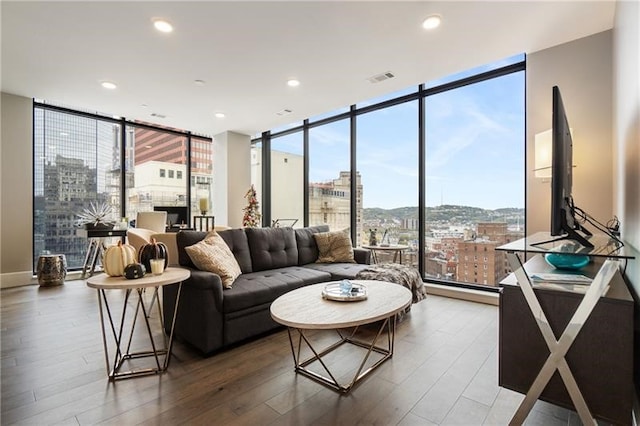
[153,206,188,227]
[550,86,593,248]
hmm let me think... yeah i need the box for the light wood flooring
[1,279,584,425]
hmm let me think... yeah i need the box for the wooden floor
[1,279,583,425]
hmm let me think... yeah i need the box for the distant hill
[363,205,524,225]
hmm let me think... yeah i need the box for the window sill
[425,283,499,306]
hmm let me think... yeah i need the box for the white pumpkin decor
[102,241,137,277]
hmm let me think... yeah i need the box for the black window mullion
[418,84,426,278]
[303,120,309,227]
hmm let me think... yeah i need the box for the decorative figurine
[368,228,377,246]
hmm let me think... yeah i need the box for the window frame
[252,58,526,293]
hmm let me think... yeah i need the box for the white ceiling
[1,1,616,138]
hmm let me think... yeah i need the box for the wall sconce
[534,129,552,179]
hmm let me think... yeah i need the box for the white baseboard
[425,282,500,306]
[0,271,36,288]
[0,270,85,288]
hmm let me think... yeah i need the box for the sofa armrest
[184,269,225,311]
[354,247,372,265]
[162,267,226,354]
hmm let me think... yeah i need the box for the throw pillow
[314,230,355,263]
[185,232,242,288]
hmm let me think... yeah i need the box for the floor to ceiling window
[357,100,419,262]
[33,104,212,272]
[191,136,214,220]
[271,132,304,227]
[34,107,121,270]
[125,126,189,223]
[257,55,525,290]
[308,118,352,233]
[424,70,525,287]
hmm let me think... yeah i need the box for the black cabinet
[499,257,634,425]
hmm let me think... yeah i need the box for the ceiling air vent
[367,71,395,84]
[150,112,166,119]
[276,109,293,116]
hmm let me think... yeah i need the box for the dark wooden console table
[497,233,635,425]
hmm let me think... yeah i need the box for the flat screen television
[153,206,188,228]
[549,86,593,248]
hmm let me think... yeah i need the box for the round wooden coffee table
[86,267,190,380]
[271,280,411,393]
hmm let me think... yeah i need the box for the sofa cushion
[245,227,298,272]
[218,228,253,274]
[184,233,242,288]
[302,262,371,280]
[314,230,355,263]
[177,230,208,268]
[295,225,330,265]
[223,267,331,313]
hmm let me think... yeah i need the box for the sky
[271,56,526,211]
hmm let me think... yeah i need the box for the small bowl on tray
[322,280,368,302]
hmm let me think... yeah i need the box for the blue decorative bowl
[544,253,590,270]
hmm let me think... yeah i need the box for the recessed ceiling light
[153,19,173,33]
[215,112,226,119]
[422,14,442,30]
[194,79,206,86]
[287,79,300,87]
[101,81,117,90]
[59,132,68,137]
[146,145,152,149]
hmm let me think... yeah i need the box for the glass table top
[496,232,634,260]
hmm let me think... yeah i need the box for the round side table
[37,254,67,286]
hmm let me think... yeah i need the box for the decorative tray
[322,281,368,302]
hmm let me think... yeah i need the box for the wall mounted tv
[153,206,188,228]
[548,86,594,248]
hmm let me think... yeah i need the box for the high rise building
[38,155,99,267]
[309,171,363,238]
[456,222,523,286]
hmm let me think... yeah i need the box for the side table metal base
[96,283,182,381]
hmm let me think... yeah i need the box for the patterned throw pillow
[313,230,355,263]
[185,232,242,288]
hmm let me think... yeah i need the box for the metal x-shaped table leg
[505,253,619,425]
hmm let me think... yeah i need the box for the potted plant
[76,201,115,230]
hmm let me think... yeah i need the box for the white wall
[612,0,640,391]
[214,131,251,229]
[0,93,35,287]
[613,0,639,286]
[526,31,613,235]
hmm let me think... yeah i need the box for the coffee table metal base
[285,315,396,394]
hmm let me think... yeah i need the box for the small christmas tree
[242,184,261,227]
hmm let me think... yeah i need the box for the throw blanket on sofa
[355,263,427,304]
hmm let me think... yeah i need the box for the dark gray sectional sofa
[162,225,372,355]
